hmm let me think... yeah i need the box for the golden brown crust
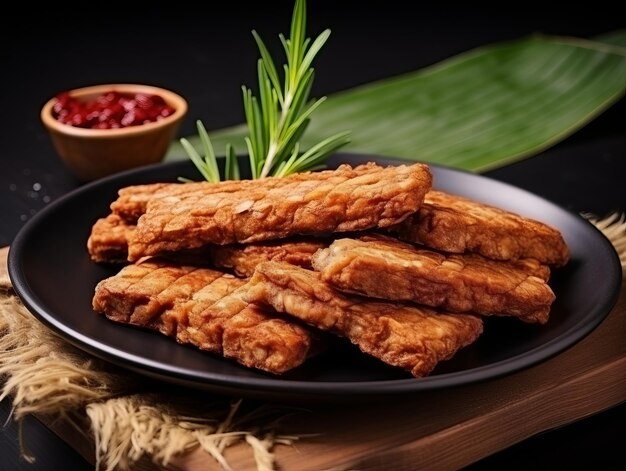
[87,214,135,263]
[127,162,432,261]
[92,260,318,374]
[210,238,328,277]
[109,162,384,223]
[244,261,483,378]
[312,235,555,324]
[92,260,241,334]
[194,287,319,374]
[390,190,570,266]
[86,213,329,276]
[110,182,180,222]
[111,181,260,223]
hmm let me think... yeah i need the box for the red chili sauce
[52,90,176,129]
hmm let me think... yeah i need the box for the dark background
[1,2,625,469]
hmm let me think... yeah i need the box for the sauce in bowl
[52,90,176,129]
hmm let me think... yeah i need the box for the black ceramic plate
[8,153,622,402]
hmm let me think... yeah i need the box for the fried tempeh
[312,235,554,324]
[209,237,328,277]
[92,260,319,374]
[244,261,483,378]
[92,260,243,334]
[111,181,256,223]
[110,162,384,223]
[87,213,136,263]
[189,286,323,374]
[86,213,328,276]
[389,190,570,266]
[127,162,432,261]
[159,239,328,277]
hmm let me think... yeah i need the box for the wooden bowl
[41,83,188,182]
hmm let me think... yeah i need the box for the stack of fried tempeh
[89,161,569,377]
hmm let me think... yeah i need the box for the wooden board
[175,278,626,470]
[2,247,625,470]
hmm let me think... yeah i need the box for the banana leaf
[166,30,626,172]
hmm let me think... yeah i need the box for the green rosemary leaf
[181,137,216,182]
[196,121,220,180]
[274,101,324,167]
[180,0,349,182]
[289,0,305,78]
[279,34,290,69]
[273,144,301,178]
[298,30,331,78]
[275,120,310,165]
[285,96,325,138]
[275,130,351,177]
[284,68,314,126]
[296,131,352,168]
[241,87,265,164]
[244,137,258,179]
[257,61,273,148]
[224,144,240,180]
[252,31,284,104]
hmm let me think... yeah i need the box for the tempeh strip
[86,213,328,277]
[312,235,554,324]
[110,162,382,223]
[92,260,231,331]
[208,238,328,277]
[389,190,570,266]
[189,286,321,374]
[127,162,432,261]
[87,214,136,263]
[244,261,483,378]
[92,260,318,374]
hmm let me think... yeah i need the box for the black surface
[8,155,622,403]
[1,1,624,469]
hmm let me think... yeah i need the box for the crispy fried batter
[210,238,328,277]
[390,190,570,266]
[86,214,328,276]
[92,260,241,334]
[127,162,432,261]
[92,260,318,374]
[312,235,554,323]
[190,286,321,374]
[109,162,383,223]
[87,214,136,263]
[111,181,254,223]
[110,182,176,222]
[244,261,483,378]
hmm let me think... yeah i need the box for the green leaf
[284,68,315,126]
[279,130,352,176]
[298,29,331,79]
[196,121,220,180]
[252,30,284,104]
[167,32,626,173]
[224,143,240,180]
[289,0,306,86]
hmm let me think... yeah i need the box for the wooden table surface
[4,246,624,470]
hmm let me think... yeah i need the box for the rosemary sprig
[178,120,219,182]
[181,0,350,182]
